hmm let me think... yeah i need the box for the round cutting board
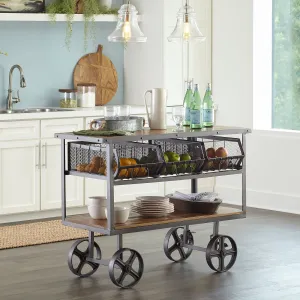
[73,45,118,106]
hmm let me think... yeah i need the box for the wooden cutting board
[73,45,118,106]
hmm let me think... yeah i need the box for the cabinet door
[41,139,84,210]
[41,118,83,139]
[0,140,40,215]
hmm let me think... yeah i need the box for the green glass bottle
[190,84,203,129]
[183,82,193,126]
[203,83,214,127]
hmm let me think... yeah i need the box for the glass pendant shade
[108,3,147,43]
[168,3,206,43]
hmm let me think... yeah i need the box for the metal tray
[90,116,144,132]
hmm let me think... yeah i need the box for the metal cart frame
[56,126,251,288]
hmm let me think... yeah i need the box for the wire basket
[68,141,164,180]
[200,136,244,171]
[154,139,206,175]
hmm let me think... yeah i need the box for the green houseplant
[46,0,118,50]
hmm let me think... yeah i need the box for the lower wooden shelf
[64,206,245,235]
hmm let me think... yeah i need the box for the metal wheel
[164,227,194,262]
[206,235,237,273]
[109,248,144,289]
[68,239,101,278]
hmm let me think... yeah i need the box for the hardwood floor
[0,207,300,300]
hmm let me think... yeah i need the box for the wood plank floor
[0,207,300,300]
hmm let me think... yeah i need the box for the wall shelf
[0,13,120,22]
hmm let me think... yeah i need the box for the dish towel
[172,191,219,202]
[73,130,131,137]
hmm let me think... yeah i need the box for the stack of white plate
[131,196,174,217]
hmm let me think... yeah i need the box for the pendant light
[168,0,206,43]
[108,1,147,43]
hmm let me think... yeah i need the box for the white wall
[212,0,253,128]
[124,0,212,106]
[213,0,300,214]
[124,0,165,106]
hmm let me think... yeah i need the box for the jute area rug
[0,219,101,250]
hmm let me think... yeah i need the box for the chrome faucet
[7,65,26,111]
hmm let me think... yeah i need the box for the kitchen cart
[56,126,251,289]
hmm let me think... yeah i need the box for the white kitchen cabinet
[41,139,84,210]
[0,140,40,214]
[0,120,40,141]
[41,118,84,138]
[40,118,84,210]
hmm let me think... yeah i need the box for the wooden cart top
[55,126,251,143]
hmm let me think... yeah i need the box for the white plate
[135,201,171,208]
[131,210,174,217]
[132,203,174,209]
[131,205,174,214]
[132,208,174,214]
[136,196,169,203]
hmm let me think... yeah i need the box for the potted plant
[46,0,118,50]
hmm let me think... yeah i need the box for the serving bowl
[87,196,107,219]
[105,206,130,224]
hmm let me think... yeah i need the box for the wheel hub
[108,248,144,289]
[68,239,101,278]
[125,264,132,273]
[206,235,237,273]
[163,227,194,263]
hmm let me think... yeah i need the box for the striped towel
[172,191,219,202]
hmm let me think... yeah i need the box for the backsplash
[0,18,124,108]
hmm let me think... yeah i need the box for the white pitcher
[144,88,167,130]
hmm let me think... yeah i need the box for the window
[273,0,300,130]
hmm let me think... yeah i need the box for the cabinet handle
[36,144,40,169]
[42,143,47,168]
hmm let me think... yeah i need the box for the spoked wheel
[68,239,101,278]
[164,227,194,262]
[206,235,237,273]
[109,248,144,289]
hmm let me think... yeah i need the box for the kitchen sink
[0,108,75,114]
[0,109,24,114]
[22,108,75,113]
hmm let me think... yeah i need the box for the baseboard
[216,185,300,215]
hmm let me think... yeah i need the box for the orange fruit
[128,158,140,178]
[119,158,132,166]
[137,167,147,177]
[118,158,131,178]
[128,158,137,165]
[99,167,106,175]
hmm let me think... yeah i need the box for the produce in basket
[206,148,216,169]
[178,153,191,173]
[162,151,197,175]
[205,147,229,170]
[117,158,131,178]
[215,147,229,169]
[164,151,180,162]
[77,163,88,172]
[76,156,105,174]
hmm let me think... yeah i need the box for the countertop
[56,126,251,144]
[0,106,148,122]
